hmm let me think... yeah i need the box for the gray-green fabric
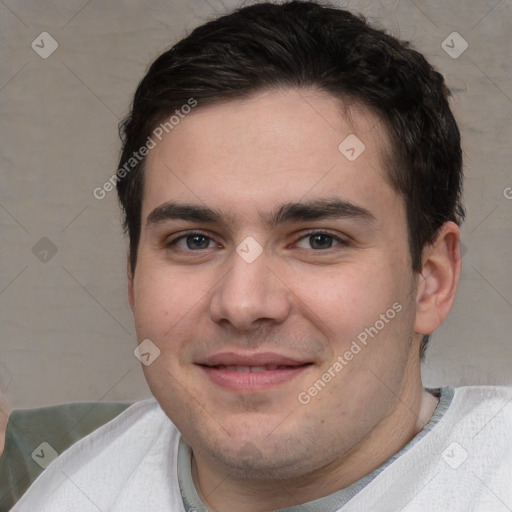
[0,401,131,512]
[178,387,454,512]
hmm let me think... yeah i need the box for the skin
[128,87,461,511]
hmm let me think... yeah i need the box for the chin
[210,446,316,481]
[193,423,324,481]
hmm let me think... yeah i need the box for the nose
[209,246,292,332]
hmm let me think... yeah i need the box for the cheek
[291,260,400,339]
[131,260,205,338]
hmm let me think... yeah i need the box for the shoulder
[39,397,173,460]
[449,385,512,422]
[429,385,512,443]
[343,386,512,511]
[2,398,176,511]
[453,384,512,401]
[12,398,182,511]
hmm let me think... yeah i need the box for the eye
[169,232,218,251]
[295,231,346,250]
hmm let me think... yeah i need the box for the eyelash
[165,229,349,253]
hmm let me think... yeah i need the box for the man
[11,1,512,511]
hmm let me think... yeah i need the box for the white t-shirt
[13,386,512,512]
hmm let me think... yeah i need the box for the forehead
[142,88,398,227]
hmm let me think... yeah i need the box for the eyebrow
[146,198,376,229]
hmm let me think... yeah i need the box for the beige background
[1,0,511,409]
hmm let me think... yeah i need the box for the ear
[127,255,135,312]
[414,221,462,335]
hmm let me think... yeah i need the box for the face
[129,88,422,479]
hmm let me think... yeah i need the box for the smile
[215,365,301,372]
[198,357,313,392]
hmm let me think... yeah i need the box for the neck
[192,363,438,511]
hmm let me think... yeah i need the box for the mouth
[197,352,313,391]
[209,364,308,372]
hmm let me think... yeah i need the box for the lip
[198,351,307,367]
[197,352,312,392]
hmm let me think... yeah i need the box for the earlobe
[414,222,462,335]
